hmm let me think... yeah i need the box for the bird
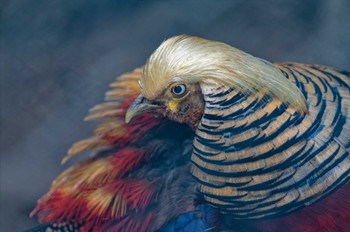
[29,35,350,232]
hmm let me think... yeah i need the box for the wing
[30,68,202,232]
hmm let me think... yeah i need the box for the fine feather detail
[31,36,350,232]
[31,68,167,231]
[61,68,162,164]
[31,66,199,232]
[142,35,307,113]
[191,62,350,219]
[31,148,155,230]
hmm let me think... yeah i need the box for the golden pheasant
[30,35,350,232]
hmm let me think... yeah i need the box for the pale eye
[171,84,187,97]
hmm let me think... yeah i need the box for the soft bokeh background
[1,0,350,231]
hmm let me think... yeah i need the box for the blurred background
[1,0,350,231]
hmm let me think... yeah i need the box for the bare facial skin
[159,83,205,129]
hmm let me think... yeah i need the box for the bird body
[31,36,350,232]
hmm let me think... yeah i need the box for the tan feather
[62,137,109,164]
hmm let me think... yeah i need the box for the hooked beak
[125,95,160,123]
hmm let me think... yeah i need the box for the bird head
[126,35,306,128]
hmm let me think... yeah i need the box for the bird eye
[171,84,187,97]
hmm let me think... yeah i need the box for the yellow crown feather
[141,35,307,113]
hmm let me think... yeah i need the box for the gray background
[1,0,350,231]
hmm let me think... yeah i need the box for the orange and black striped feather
[191,63,350,219]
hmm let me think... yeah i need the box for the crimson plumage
[31,36,350,232]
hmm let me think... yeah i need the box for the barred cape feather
[31,63,350,232]
[31,35,350,232]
